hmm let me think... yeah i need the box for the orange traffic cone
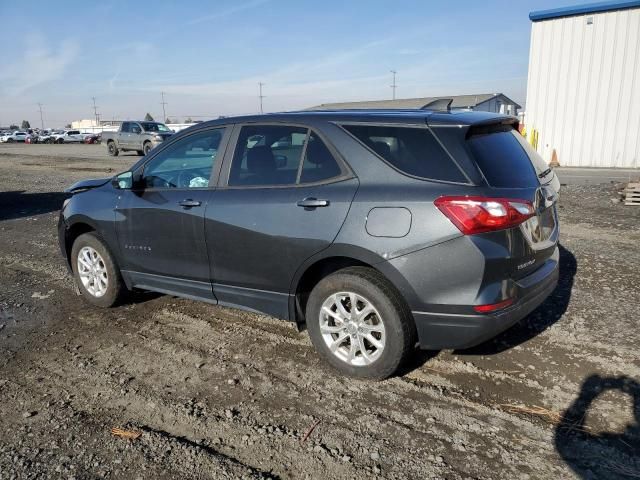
[549,148,560,167]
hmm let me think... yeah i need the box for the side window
[342,124,467,183]
[131,123,142,134]
[121,122,130,133]
[142,128,225,189]
[299,132,342,184]
[228,125,308,186]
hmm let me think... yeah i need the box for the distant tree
[165,117,173,124]
[9,124,18,130]
[64,124,72,128]
[21,120,30,129]
[185,117,193,123]
[144,113,154,121]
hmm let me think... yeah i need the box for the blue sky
[1,0,571,126]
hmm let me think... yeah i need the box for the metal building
[525,1,640,168]
[308,93,521,115]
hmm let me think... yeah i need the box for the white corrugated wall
[525,8,640,167]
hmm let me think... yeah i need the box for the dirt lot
[1,143,639,479]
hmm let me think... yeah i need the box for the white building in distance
[525,0,640,168]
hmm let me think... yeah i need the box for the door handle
[178,199,202,208]
[297,197,329,208]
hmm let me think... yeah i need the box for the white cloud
[0,34,79,97]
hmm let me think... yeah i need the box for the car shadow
[455,243,577,356]
[0,190,69,221]
[555,374,640,479]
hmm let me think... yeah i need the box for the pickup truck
[51,130,85,144]
[102,121,174,156]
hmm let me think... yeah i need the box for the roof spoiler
[421,98,453,112]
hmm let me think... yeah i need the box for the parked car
[58,110,560,379]
[84,133,102,144]
[0,131,28,143]
[102,121,174,156]
[37,131,55,143]
[51,130,85,144]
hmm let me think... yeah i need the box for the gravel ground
[1,144,639,480]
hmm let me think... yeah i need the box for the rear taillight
[473,298,514,313]
[434,196,534,235]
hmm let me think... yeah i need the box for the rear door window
[467,127,539,188]
[299,132,342,184]
[228,125,343,187]
[342,124,467,183]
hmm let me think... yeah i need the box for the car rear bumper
[411,251,559,350]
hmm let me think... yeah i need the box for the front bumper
[412,252,559,350]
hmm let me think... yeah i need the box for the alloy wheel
[77,246,109,297]
[319,292,386,366]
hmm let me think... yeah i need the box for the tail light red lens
[434,196,535,235]
[473,298,514,313]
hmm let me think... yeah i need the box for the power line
[91,97,100,126]
[37,103,44,129]
[160,91,168,121]
[390,70,397,100]
[258,82,265,114]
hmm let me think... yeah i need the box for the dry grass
[499,403,591,433]
[110,427,142,441]
[603,461,640,478]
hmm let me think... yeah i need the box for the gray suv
[58,109,560,379]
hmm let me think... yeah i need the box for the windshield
[140,122,171,133]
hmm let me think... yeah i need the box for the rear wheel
[136,150,144,156]
[107,141,119,156]
[71,233,127,308]
[306,267,416,380]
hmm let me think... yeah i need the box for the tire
[306,267,416,380]
[107,141,119,156]
[71,232,127,308]
[136,150,144,156]
[6,138,13,143]
[57,138,64,144]
[143,142,152,155]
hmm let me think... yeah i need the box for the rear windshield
[467,127,539,188]
[342,124,467,183]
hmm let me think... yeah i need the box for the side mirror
[112,171,133,189]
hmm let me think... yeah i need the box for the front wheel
[107,141,119,156]
[71,233,127,308]
[143,142,152,155]
[306,267,416,380]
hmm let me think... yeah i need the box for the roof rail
[421,98,453,112]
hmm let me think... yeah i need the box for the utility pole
[258,82,265,114]
[160,91,168,121]
[91,97,100,126]
[390,70,397,100]
[37,103,44,129]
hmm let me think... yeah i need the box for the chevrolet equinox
[59,109,560,379]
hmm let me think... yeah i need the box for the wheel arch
[63,221,96,268]
[289,245,418,329]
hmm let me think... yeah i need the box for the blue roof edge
[530,0,640,21]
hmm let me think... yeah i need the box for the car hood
[65,177,111,193]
